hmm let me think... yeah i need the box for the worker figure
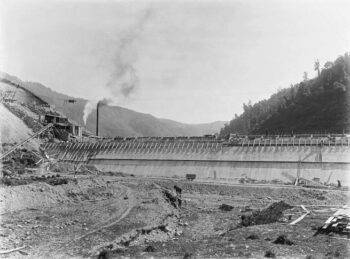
[74,164,80,179]
[174,185,182,198]
[174,185,182,207]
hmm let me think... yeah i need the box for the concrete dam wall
[43,141,350,185]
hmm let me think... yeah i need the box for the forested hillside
[220,53,350,136]
[0,72,225,137]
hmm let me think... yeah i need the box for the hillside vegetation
[220,53,350,136]
[0,72,225,137]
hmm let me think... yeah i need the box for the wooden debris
[0,246,26,255]
[290,205,310,225]
[315,206,350,236]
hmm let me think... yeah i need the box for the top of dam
[81,134,350,147]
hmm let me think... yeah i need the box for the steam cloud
[82,8,153,126]
[83,98,112,125]
[83,100,97,125]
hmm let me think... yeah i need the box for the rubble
[315,206,350,237]
[144,245,156,252]
[97,250,111,259]
[246,233,259,240]
[219,204,234,211]
[0,143,66,187]
[325,249,341,258]
[272,234,294,245]
[264,250,276,258]
[163,189,182,208]
[240,205,252,212]
[1,174,69,186]
[1,148,39,175]
[239,201,293,227]
[183,252,194,259]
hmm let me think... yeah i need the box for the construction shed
[41,114,82,141]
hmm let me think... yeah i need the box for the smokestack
[96,101,100,136]
[95,99,110,137]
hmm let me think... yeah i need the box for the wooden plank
[0,246,26,255]
[290,205,310,225]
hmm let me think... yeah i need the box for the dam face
[43,140,350,185]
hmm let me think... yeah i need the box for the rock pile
[240,201,293,227]
[219,204,234,212]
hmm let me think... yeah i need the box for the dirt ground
[0,174,349,259]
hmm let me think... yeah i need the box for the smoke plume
[82,8,152,126]
[106,8,153,98]
[98,98,112,106]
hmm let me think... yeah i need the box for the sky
[0,0,349,124]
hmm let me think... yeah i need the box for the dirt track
[0,175,349,258]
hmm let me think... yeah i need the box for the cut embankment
[0,103,39,150]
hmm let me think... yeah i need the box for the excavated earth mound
[240,201,293,227]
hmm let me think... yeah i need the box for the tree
[314,59,320,77]
[324,61,333,69]
[303,71,308,81]
[218,53,350,136]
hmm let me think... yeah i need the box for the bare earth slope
[0,103,39,150]
[0,104,32,144]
